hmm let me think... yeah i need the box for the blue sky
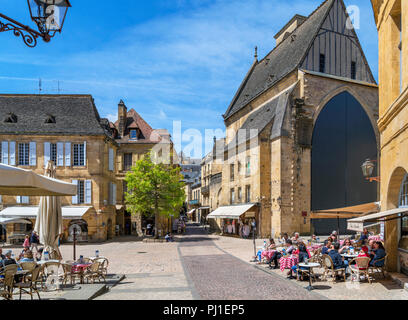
[0,0,378,156]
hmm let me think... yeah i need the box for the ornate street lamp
[0,0,71,48]
[362,159,380,183]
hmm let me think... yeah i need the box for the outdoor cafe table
[341,254,358,259]
[298,263,320,291]
[71,263,92,284]
[279,255,299,272]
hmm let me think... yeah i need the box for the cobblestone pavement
[179,225,323,300]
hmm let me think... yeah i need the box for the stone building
[0,95,119,242]
[370,0,408,275]
[217,0,380,238]
[201,138,224,231]
[110,100,175,237]
[181,164,201,222]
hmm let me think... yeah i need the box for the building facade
[372,0,408,275]
[110,100,174,237]
[0,95,119,242]
[201,138,224,230]
[219,0,379,238]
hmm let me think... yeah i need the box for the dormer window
[130,129,138,140]
[4,113,17,123]
[45,115,56,124]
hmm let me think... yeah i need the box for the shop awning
[347,207,408,232]
[311,202,379,219]
[0,206,92,220]
[207,204,256,220]
[0,217,32,225]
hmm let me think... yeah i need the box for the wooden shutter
[109,148,114,171]
[113,183,117,205]
[44,142,50,167]
[29,142,36,166]
[57,142,64,167]
[85,180,92,204]
[83,141,87,166]
[65,142,71,167]
[9,142,15,166]
[1,141,8,165]
[72,180,78,204]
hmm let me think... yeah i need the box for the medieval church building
[217,0,379,238]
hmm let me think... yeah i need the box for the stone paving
[208,233,408,300]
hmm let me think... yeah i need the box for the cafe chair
[60,263,76,286]
[14,265,42,300]
[322,255,346,282]
[19,262,38,273]
[349,257,371,284]
[368,255,388,280]
[94,257,109,277]
[0,265,18,300]
[84,261,105,284]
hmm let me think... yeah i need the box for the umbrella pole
[337,216,340,240]
[73,227,77,261]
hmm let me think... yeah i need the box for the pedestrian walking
[30,231,40,254]
[23,235,30,249]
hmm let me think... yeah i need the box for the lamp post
[250,219,258,262]
[0,0,71,48]
[361,159,380,183]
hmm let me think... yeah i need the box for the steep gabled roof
[113,108,162,144]
[0,94,108,136]
[223,0,334,120]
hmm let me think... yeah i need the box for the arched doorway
[398,174,408,275]
[312,91,378,235]
[68,220,88,242]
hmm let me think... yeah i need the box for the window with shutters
[245,185,251,203]
[230,188,235,205]
[18,143,29,166]
[124,153,132,171]
[109,148,114,171]
[238,187,242,202]
[73,143,85,166]
[17,196,30,204]
[50,143,57,164]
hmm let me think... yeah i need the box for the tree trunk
[154,198,159,239]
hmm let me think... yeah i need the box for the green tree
[125,152,185,238]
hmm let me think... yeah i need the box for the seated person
[288,244,310,279]
[165,233,174,243]
[328,243,348,269]
[1,251,17,268]
[18,247,29,261]
[311,234,318,243]
[292,233,300,244]
[286,240,295,255]
[370,242,386,267]
[322,240,332,255]
[0,248,5,260]
[354,246,371,271]
[257,238,276,262]
[19,250,35,263]
[280,233,290,244]
[339,238,354,254]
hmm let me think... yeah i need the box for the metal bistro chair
[322,254,346,282]
[0,265,18,300]
[349,257,372,284]
[14,265,42,300]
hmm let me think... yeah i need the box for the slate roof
[0,94,108,136]
[223,0,334,120]
[225,83,297,152]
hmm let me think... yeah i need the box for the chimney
[118,100,127,138]
[274,14,306,46]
